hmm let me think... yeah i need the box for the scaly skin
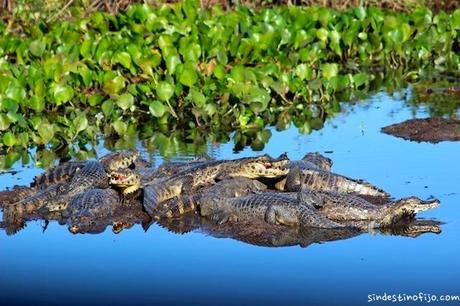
[143,154,289,216]
[31,161,87,189]
[137,159,210,185]
[0,161,87,207]
[66,188,147,235]
[298,190,440,227]
[154,178,267,218]
[285,167,390,198]
[275,152,332,190]
[199,192,346,229]
[1,150,139,220]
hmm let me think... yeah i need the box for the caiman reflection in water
[0,204,441,249]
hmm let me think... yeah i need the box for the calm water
[1,89,459,306]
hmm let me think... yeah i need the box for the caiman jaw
[238,156,289,178]
[109,169,141,195]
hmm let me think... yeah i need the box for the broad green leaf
[295,64,314,80]
[6,84,26,102]
[102,99,114,117]
[38,123,54,143]
[2,131,16,147]
[0,114,11,131]
[74,114,88,133]
[213,64,226,80]
[165,54,181,74]
[353,73,369,88]
[29,40,46,57]
[116,93,134,111]
[53,84,74,104]
[452,9,460,29]
[112,51,132,69]
[103,75,125,95]
[149,100,166,117]
[316,28,328,41]
[80,39,93,59]
[112,120,127,135]
[156,82,175,101]
[189,88,206,107]
[321,63,338,80]
[354,7,367,21]
[178,65,198,87]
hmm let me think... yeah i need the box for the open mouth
[264,163,272,169]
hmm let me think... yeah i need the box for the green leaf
[80,39,93,59]
[156,82,175,101]
[74,114,88,133]
[38,123,54,143]
[354,6,367,21]
[6,84,26,102]
[165,54,181,74]
[149,100,166,117]
[0,114,11,131]
[178,65,198,87]
[2,131,16,147]
[53,84,74,104]
[387,29,403,44]
[452,9,460,29]
[116,93,134,111]
[29,40,46,57]
[103,75,126,95]
[102,99,114,117]
[295,64,314,81]
[189,88,206,107]
[316,28,328,41]
[321,63,338,80]
[353,73,369,88]
[213,64,226,80]
[112,120,127,135]
[112,51,132,69]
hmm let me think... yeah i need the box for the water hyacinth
[0,1,460,167]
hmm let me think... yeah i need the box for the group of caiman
[0,150,441,248]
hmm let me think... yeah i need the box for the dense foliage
[0,1,460,167]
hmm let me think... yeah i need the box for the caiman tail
[0,186,37,207]
[2,183,64,219]
[287,167,390,198]
[380,197,440,227]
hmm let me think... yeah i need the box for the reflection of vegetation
[1,2,460,167]
[409,80,460,117]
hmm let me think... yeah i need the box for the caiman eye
[264,163,272,169]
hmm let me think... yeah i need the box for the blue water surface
[1,90,459,306]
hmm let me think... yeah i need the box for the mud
[382,117,460,143]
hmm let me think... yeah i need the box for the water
[1,90,459,306]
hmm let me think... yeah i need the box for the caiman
[66,188,147,235]
[2,150,140,225]
[0,161,86,207]
[198,192,347,229]
[275,152,332,190]
[284,166,389,199]
[154,177,268,219]
[142,154,289,216]
[298,189,440,228]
